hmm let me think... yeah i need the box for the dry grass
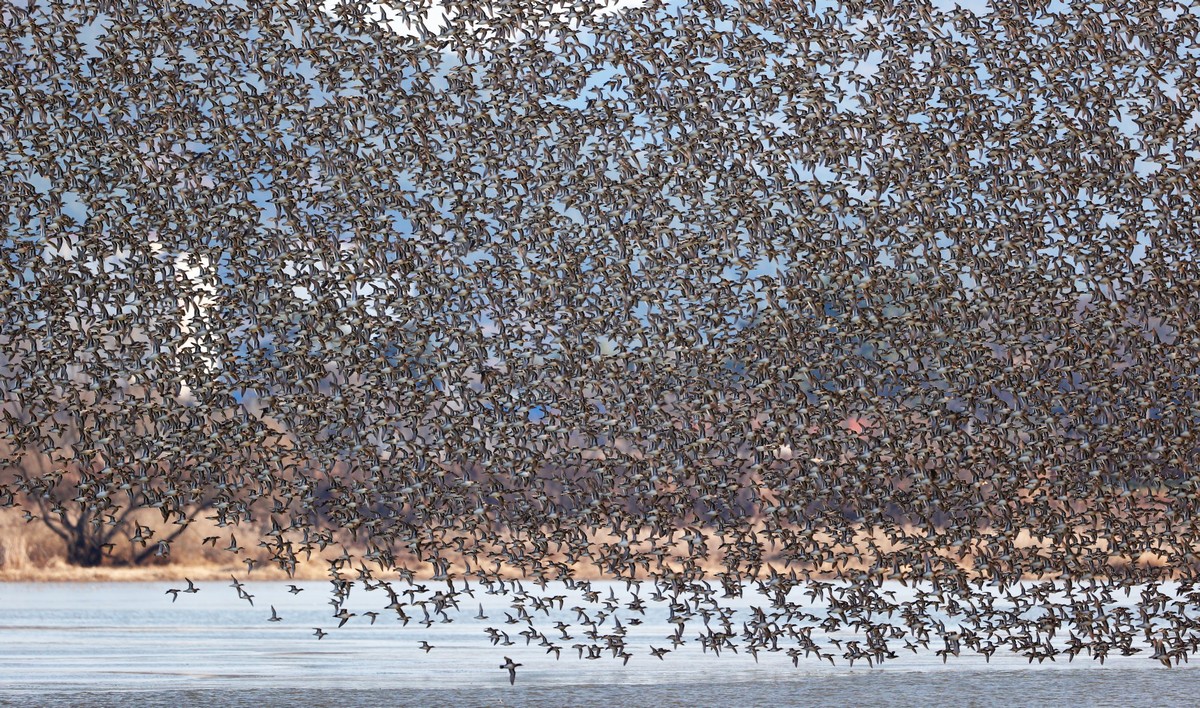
[0,508,336,582]
[0,511,61,572]
[0,561,309,582]
[0,506,1176,583]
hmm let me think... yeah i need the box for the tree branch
[33,496,71,542]
[131,498,214,564]
[99,502,142,545]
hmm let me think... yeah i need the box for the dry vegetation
[0,502,1173,584]
[0,508,327,581]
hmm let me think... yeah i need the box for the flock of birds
[164,570,1200,682]
[2,0,1200,679]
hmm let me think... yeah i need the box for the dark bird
[500,656,522,685]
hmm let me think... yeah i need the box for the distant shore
[0,562,332,583]
[0,507,1173,583]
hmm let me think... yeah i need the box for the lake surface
[0,580,1193,706]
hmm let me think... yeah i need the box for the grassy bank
[0,507,1173,583]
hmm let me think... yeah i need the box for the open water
[0,581,1193,707]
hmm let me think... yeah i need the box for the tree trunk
[65,534,103,567]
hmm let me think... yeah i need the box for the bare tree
[5,452,215,567]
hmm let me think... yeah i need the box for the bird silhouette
[500,656,522,685]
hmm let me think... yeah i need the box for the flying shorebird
[500,656,522,685]
[335,609,356,628]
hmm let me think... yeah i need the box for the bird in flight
[500,656,522,685]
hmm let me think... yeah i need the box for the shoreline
[1,513,1173,584]
[0,563,332,583]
